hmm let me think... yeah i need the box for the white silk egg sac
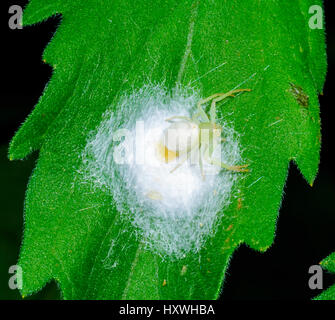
[81,84,244,259]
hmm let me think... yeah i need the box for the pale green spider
[158,88,251,176]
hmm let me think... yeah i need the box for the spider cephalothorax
[156,88,251,176]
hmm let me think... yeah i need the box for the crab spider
[156,88,251,176]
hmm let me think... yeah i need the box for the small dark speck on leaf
[237,198,242,209]
[290,83,309,107]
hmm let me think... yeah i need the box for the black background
[1,0,334,300]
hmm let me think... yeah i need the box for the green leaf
[10,0,326,299]
[314,253,335,300]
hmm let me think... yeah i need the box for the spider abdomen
[163,121,199,152]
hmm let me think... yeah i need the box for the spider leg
[194,93,230,122]
[170,150,190,173]
[192,101,210,123]
[199,144,207,180]
[210,94,234,124]
[201,141,249,172]
[165,116,193,122]
[197,93,224,106]
[209,158,249,172]
[209,89,251,123]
